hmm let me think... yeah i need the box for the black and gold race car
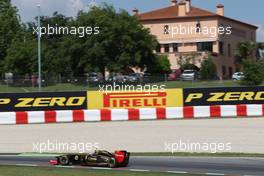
[50,150,130,168]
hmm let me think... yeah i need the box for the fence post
[164,74,167,82]
[6,79,9,92]
[58,74,61,84]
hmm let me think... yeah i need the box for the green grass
[0,165,198,176]
[163,80,241,88]
[0,84,92,93]
[0,80,246,93]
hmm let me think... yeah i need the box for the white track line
[21,88,29,92]
[15,164,38,167]
[168,171,188,174]
[129,169,150,172]
[91,167,112,170]
[205,173,225,176]
[55,165,74,168]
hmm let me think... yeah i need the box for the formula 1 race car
[50,150,130,168]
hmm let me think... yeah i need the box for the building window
[172,43,178,52]
[197,42,213,52]
[156,44,161,53]
[222,66,226,75]
[228,67,233,79]
[222,66,226,76]
[228,44,231,57]
[219,42,224,54]
[196,21,201,33]
[164,44,170,53]
[164,25,170,35]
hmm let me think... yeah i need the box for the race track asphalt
[0,155,264,176]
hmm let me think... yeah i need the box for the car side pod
[49,159,58,165]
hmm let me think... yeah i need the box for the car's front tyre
[108,157,116,168]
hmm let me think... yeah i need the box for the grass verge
[0,165,198,176]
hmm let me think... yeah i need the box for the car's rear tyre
[108,157,116,168]
[59,156,69,165]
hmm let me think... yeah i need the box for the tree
[36,12,72,77]
[0,0,22,72]
[257,42,264,50]
[2,3,159,78]
[200,55,217,80]
[240,59,264,86]
[177,52,200,71]
[234,41,264,86]
[257,42,264,59]
[68,4,157,77]
[4,36,37,75]
[235,41,257,63]
[147,55,171,74]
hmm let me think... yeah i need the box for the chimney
[185,0,191,13]
[216,4,224,16]
[132,8,139,15]
[178,1,186,16]
[171,0,177,6]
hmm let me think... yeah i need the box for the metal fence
[0,74,170,92]
[0,73,236,93]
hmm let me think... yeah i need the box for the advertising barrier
[87,89,183,109]
[0,92,87,112]
[183,87,264,106]
[0,86,264,112]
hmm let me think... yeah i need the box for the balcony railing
[158,51,218,57]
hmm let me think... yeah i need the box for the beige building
[134,0,258,79]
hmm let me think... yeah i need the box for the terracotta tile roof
[137,5,215,20]
[137,5,258,29]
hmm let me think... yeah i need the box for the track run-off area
[0,117,264,153]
